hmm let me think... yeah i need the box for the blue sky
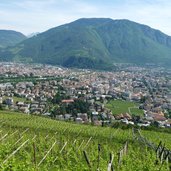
[0,0,171,35]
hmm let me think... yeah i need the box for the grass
[0,111,170,170]
[2,96,30,103]
[130,107,144,116]
[105,99,144,116]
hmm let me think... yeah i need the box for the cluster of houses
[0,80,58,114]
[0,63,171,128]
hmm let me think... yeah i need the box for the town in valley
[0,62,171,129]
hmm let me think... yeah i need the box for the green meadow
[105,100,144,116]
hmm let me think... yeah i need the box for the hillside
[1,18,171,69]
[0,30,26,48]
[0,111,170,170]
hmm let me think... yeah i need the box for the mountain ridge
[0,30,26,48]
[0,18,171,69]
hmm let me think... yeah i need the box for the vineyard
[0,111,171,170]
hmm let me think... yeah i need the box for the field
[0,111,170,170]
[105,100,144,116]
[2,96,29,103]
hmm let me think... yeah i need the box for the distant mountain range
[27,32,40,38]
[1,18,171,69]
[0,30,26,48]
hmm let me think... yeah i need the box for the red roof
[152,114,166,121]
[62,99,74,103]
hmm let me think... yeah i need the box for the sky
[0,0,171,36]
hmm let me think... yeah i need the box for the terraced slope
[0,111,170,170]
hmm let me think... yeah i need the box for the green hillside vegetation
[0,111,170,170]
[105,100,144,116]
[2,96,29,103]
[0,30,26,48]
[1,18,171,69]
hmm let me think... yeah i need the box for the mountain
[1,18,171,69]
[27,32,40,38]
[0,30,26,48]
